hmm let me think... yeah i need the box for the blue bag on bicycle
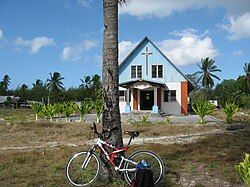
[132,160,154,187]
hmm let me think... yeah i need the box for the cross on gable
[142,47,152,75]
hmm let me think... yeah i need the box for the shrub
[235,153,250,185]
[140,114,150,124]
[192,101,215,124]
[62,102,77,122]
[92,99,102,123]
[42,104,57,122]
[77,99,93,122]
[30,103,43,121]
[223,103,239,124]
[189,90,206,105]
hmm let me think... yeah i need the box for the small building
[0,96,20,108]
[119,37,194,115]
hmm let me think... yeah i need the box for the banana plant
[30,103,43,121]
[42,104,57,122]
[77,99,93,122]
[62,102,76,122]
[235,153,250,185]
[54,103,63,117]
[192,101,215,124]
[223,102,239,124]
[93,99,103,123]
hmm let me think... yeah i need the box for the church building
[118,37,193,115]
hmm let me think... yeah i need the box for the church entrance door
[140,90,154,110]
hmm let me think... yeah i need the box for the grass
[0,108,34,122]
[212,109,250,125]
[0,108,249,186]
[0,130,249,186]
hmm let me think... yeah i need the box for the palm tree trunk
[102,0,123,148]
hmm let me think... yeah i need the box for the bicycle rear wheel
[124,150,164,185]
[66,151,100,186]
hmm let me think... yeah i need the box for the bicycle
[66,123,164,186]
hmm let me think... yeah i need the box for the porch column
[133,88,138,111]
[181,81,188,115]
[125,88,131,113]
[152,87,158,113]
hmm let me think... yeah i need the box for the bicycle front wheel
[66,151,100,187]
[124,150,164,185]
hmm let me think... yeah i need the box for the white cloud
[119,41,138,63]
[77,0,92,8]
[158,30,217,65]
[0,29,3,39]
[14,36,54,53]
[119,0,250,18]
[61,40,97,61]
[221,12,250,40]
[233,50,243,56]
[119,29,217,66]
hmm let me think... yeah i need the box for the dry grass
[0,108,34,122]
[0,121,93,148]
[0,109,249,186]
[212,109,250,125]
[0,130,249,186]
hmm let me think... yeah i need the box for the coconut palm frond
[210,73,221,81]
[118,0,127,5]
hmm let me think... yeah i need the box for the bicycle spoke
[124,150,164,185]
[66,152,100,186]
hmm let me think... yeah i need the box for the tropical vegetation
[195,57,221,91]
[223,103,239,124]
[192,101,215,124]
[235,153,250,185]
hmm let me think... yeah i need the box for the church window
[152,65,163,78]
[131,65,142,78]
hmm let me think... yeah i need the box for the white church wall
[161,82,182,115]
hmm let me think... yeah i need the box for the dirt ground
[0,109,249,186]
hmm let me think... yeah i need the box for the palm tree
[102,0,125,148]
[32,79,43,88]
[244,62,250,92]
[1,75,11,92]
[18,84,29,101]
[91,74,102,90]
[47,72,64,92]
[80,75,91,89]
[31,79,48,102]
[196,57,221,90]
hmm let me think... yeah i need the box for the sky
[0,0,250,90]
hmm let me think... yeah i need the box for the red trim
[109,147,128,163]
[181,81,188,115]
[133,89,138,110]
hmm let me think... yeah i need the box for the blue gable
[119,37,189,84]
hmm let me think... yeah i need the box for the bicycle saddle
[124,131,139,137]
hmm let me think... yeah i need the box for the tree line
[0,72,102,104]
[0,60,249,109]
[189,59,250,109]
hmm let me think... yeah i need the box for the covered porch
[119,79,166,113]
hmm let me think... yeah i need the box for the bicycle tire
[123,150,164,185]
[66,151,100,187]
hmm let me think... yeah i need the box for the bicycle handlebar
[91,123,120,140]
[91,123,103,139]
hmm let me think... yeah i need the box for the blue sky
[0,0,250,89]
